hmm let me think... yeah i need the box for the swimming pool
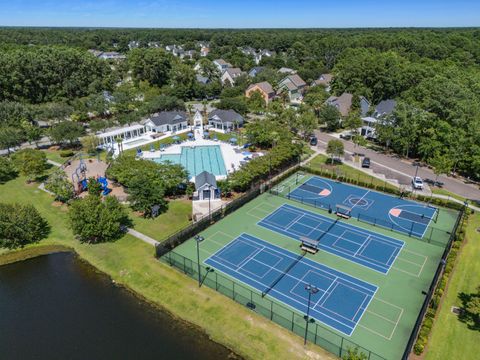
[153,145,227,178]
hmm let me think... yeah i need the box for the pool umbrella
[242,151,252,156]
[230,137,238,143]
[204,131,209,135]
[187,132,194,137]
[172,135,180,140]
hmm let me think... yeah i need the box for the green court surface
[169,173,459,360]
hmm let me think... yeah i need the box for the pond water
[0,252,236,360]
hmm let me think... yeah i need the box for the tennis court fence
[160,250,386,360]
[270,184,453,247]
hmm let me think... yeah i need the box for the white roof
[97,124,145,138]
[361,116,378,124]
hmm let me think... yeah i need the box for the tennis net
[261,251,306,298]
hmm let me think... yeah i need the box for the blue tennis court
[288,176,437,238]
[205,233,377,336]
[258,204,404,274]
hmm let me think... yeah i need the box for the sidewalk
[127,228,159,246]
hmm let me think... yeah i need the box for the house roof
[148,111,188,126]
[208,109,244,124]
[195,171,217,189]
[214,59,230,66]
[224,68,244,77]
[287,74,306,87]
[312,73,333,86]
[249,66,265,75]
[196,74,210,84]
[278,67,296,74]
[375,99,397,116]
[326,93,353,117]
[247,81,275,95]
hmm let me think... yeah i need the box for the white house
[193,110,204,127]
[193,171,220,201]
[208,109,244,132]
[213,59,232,72]
[97,124,146,148]
[221,68,246,86]
[144,111,189,133]
[361,99,397,139]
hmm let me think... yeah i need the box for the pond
[0,252,236,360]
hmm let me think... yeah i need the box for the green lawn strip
[0,176,334,360]
[129,198,192,241]
[424,213,480,360]
[308,154,397,191]
[431,187,467,203]
[42,149,67,165]
[208,129,246,145]
[124,133,189,155]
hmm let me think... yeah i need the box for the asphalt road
[315,131,480,203]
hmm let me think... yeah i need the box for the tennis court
[258,204,404,274]
[287,176,438,238]
[205,233,377,336]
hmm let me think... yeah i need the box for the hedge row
[413,211,469,355]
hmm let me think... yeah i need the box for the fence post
[233,282,235,300]
[291,312,295,331]
[340,337,344,357]
[270,301,274,320]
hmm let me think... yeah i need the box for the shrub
[0,156,17,183]
[0,203,50,249]
[12,148,48,182]
[60,150,74,158]
[45,171,75,203]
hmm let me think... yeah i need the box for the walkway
[127,228,159,246]
[315,131,480,202]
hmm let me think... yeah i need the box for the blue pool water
[153,145,227,178]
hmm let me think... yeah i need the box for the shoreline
[0,245,240,359]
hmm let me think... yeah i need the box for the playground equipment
[78,176,111,196]
[72,157,87,192]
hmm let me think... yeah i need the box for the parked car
[412,176,424,190]
[309,136,318,146]
[361,157,371,168]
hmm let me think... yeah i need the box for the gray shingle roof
[208,109,244,124]
[195,171,217,189]
[149,111,188,126]
[375,100,397,116]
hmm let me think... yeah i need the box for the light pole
[194,235,205,287]
[304,284,319,345]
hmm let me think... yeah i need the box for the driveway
[314,131,480,203]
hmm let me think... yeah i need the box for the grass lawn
[431,187,467,203]
[42,149,67,165]
[208,128,246,146]
[424,213,480,360]
[307,154,398,191]
[0,176,334,360]
[129,198,192,241]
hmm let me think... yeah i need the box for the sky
[0,0,478,28]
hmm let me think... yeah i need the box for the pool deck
[142,138,248,181]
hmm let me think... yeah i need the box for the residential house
[128,41,140,49]
[196,74,210,85]
[98,52,126,60]
[245,81,276,104]
[311,74,333,92]
[200,46,210,57]
[278,74,307,102]
[193,110,204,127]
[148,41,160,48]
[184,50,196,60]
[143,111,189,133]
[278,67,297,75]
[208,109,244,132]
[193,171,220,201]
[221,67,246,86]
[213,59,232,72]
[361,99,397,138]
[255,49,275,64]
[325,93,353,117]
[241,46,257,56]
[248,66,265,77]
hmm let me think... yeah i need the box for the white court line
[349,190,371,211]
[240,252,283,280]
[354,235,371,257]
[314,280,339,309]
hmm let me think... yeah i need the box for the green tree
[68,195,130,243]
[128,48,172,87]
[0,156,17,183]
[0,126,23,153]
[0,203,50,249]
[326,139,344,164]
[296,111,318,140]
[45,172,75,203]
[247,91,266,113]
[342,347,368,360]
[49,121,85,146]
[81,135,100,155]
[319,104,342,132]
[12,148,48,182]
[127,173,168,218]
[87,177,103,197]
[430,153,453,187]
[21,121,43,147]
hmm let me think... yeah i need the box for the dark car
[361,157,371,168]
[309,136,318,146]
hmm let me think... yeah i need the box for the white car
[412,176,424,190]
